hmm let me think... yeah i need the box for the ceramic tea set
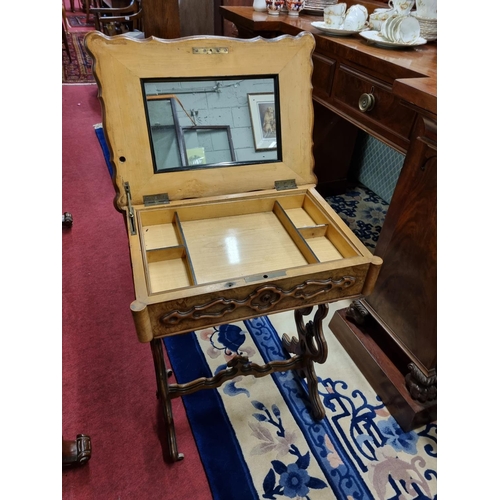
[253,0,307,16]
[322,3,368,30]
[364,0,437,46]
[281,0,436,48]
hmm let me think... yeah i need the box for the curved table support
[152,303,329,463]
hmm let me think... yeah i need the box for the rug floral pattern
[165,311,437,500]
[325,184,389,253]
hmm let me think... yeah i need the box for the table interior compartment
[284,197,358,260]
[137,192,360,295]
[179,210,309,285]
[141,211,197,294]
[141,210,181,250]
[147,247,194,293]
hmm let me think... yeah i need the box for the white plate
[311,21,365,36]
[359,30,427,48]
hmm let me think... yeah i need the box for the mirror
[142,76,281,173]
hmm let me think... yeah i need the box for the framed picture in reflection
[248,93,277,151]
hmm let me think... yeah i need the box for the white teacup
[394,15,420,42]
[325,3,347,16]
[369,8,393,30]
[369,9,391,30]
[325,13,345,28]
[343,5,368,31]
[369,17,382,31]
[347,4,368,15]
[416,0,436,19]
[388,0,415,15]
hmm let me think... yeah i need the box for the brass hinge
[124,182,136,235]
[143,193,170,206]
[275,179,297,191]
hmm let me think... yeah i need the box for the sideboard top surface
[220,6,437,115]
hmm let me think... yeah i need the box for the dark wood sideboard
[140,0,254,39]
[220,4,437,430]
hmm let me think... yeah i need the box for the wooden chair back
[90,0,143,36]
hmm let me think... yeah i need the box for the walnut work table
[85,31,382,462]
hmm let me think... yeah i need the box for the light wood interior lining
[301,195,358,258]
[148,258,192,293]
[273,202,319,265]
[143,223,180,250]
[138,193,360,295]
[298,225,328,239]
[173,212,197,286]
[147,247,185,263]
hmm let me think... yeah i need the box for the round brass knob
[359,93,375,112]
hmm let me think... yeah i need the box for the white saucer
[311,21,365,36]
[359,30,427,48]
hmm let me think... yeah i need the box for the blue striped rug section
[164,315,437,500]
[94,124,113,177]
[164,331,259,499]
[244,316,373,499]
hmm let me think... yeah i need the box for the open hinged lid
[85,31,317,210]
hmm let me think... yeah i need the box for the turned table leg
[150,339,184,463]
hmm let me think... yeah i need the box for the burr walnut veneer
[85,31,382,462]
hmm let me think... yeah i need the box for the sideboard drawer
[332,64,417,149]
[312,53,336,101]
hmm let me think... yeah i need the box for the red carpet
[62,84,211,498]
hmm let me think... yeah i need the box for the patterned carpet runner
[67,14,94,28]
[164,311,437,500]
[63,31,95,84]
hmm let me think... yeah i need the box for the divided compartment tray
[138,191,357,295]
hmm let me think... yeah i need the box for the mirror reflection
[142,77,280,173]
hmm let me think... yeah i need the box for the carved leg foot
[345,300,370,325]
[405,363,437,403]
[151,339,184,462]
[283,304,329,421]
[62,434,91,468]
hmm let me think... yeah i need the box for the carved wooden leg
[282,303,328,421]
[345,299,370,325]
[346,300,438,403]
[150,339,184,462]
[62,434,92,468]
[405,363,437,403]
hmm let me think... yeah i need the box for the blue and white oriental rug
[164,308,437,500]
